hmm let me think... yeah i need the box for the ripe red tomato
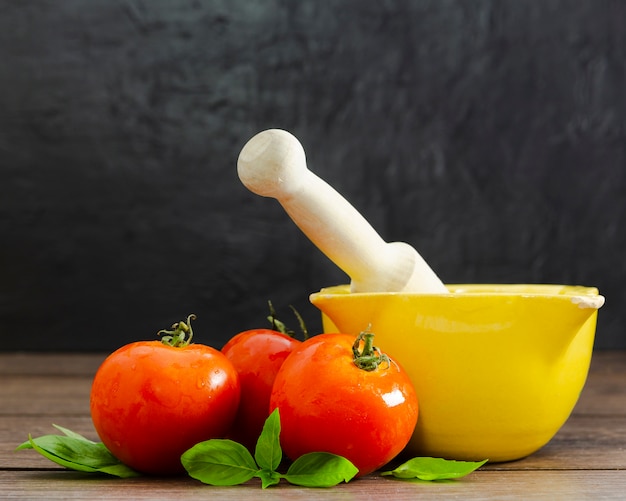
[269,332,418,476]
[90,315,240,475]
[222,328,300,450]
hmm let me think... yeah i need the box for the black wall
[2,0,624,351]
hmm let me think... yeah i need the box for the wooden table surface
[1,351,625,499]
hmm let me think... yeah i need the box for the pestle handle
[237,129,448,294]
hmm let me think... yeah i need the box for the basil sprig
[181,408,358,488]
[17,416,487,485]
[15,424,139,478]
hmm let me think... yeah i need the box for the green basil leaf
[17,435,100,473]
[98,463,143,477]
[16,433,139,478]
[254,408,282,471]
[256,468,282,489]
[381,457,488,481]
[52,424,97,443]
[284,452,359,487]
[181,439,259,486]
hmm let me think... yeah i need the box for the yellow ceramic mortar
[310,284,604,462]
[236,129,605,463]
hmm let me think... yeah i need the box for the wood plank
[4,414,625,472]
[1,470,625,500]
[482,415,626,470]
[1,351,623,377]
[0,376,92,416]
[2,367,623,420]
[0,353,106,376]
[4,371,617,419]
[588,351,626,375]
[574,370,626,416]
[556,350,626,417]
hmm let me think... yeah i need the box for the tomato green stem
[266,301,309,340]
[352,331,391,371]
[158,314,196,347]
[267,300,291,335]
[289,305,309,340]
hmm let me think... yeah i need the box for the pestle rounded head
[237,129,308,198]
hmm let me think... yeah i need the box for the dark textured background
[1,0,624,351]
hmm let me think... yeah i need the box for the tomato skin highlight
[90,340,240,475]
[221,329,301,451]
[269,333,418,476]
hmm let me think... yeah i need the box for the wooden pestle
[237,129,448,294]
